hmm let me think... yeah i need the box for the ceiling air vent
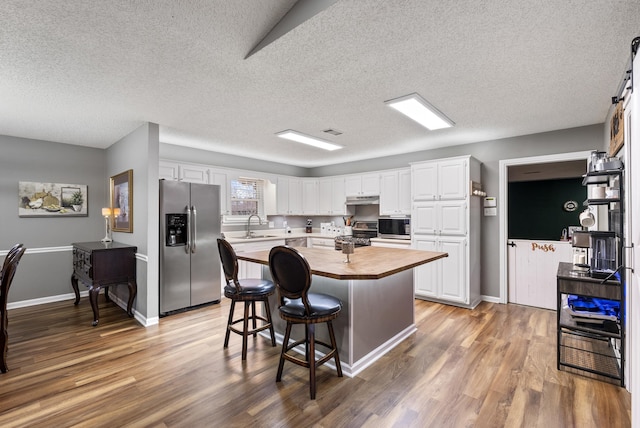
[323,129,343,136]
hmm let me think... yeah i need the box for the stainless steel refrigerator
[160,180,221,315]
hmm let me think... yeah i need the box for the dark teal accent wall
[508,178,586,240]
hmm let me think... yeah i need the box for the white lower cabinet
[413,236,467,304]
[231,240,285,280]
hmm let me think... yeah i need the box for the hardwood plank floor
[0,296,631,427]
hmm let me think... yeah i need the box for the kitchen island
[237,246,447,377]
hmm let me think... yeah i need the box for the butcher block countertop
[236,246,448,280]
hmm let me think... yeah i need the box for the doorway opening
[498,151,593,304]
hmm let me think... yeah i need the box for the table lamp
[101,207,113,242]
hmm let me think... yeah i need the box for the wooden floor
[0,296,631,427]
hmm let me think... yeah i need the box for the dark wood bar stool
[1,244,26,373]
[268,245,343,399]
[217,239,276,360]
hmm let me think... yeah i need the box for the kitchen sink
[244,234,279,239]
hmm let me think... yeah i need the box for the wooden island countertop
[236,246,447,280]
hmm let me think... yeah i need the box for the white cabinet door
[330,177,348,215]
[361,173,380,195]
[345,173,380,196]
[344,175,362,196]
[276,177,290,214]
[379,171,400,215]
[210,171,229,215]
[413,236,438,297]
[319,177,349,215]
[439,237,467,303]
[380,169,412,215]
[412,161,438,200]
[439,200,467,236]
[318,178,333,215]
[413,202,438,235]
[159,161,179,181]
[288,178,302,214]
[438,158,467,200]
[276,177,302,214]
[413,201,466,236]
[302,179,318,214]
[398,169,412,213]
[413,235,467,303]
[180,164,209,183]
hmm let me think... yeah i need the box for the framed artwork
[609,102,624,156]
[18,181,88,217]
[110,169,133,233]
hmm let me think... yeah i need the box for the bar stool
[217,239,276,360]
[1,244,26,373]
[268,245,343,399]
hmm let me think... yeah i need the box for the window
[226,177,265,222]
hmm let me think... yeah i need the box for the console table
[71,241,137,326]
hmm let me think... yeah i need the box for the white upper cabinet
[380,168,411,215]
[318,177,351,215]
[302,178,318,215]
[412,158,468,201]
[159,160,179,181]
[277,176,302,215]
[179,164,209,184]
[345,173,380,196]
[210,171,229,215]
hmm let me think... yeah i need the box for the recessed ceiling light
[385,93,454,130]
[276,130,343,151]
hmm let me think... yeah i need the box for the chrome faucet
[246,214,261,238]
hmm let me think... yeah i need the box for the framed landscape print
[18,181,88,217]
[110,169,133,233]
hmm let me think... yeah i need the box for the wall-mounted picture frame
[609,101,624,156]
[18,181,88,217]
[110,169,133,233]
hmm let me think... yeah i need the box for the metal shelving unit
[556,169,625,386]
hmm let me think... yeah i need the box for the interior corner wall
[0,134,106,303]
[106,122,160,322]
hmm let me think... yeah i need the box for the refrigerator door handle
[191,205,197,253]
[185,205,191,254]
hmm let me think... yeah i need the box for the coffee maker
[571,231,590,276]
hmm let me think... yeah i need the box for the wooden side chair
[1,244,26,373]
[268,245,343,399]
[217,239,276,360]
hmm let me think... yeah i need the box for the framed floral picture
[110,169,133,232]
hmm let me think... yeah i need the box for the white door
[508,239,572,310]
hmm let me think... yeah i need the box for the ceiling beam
[245,0,338,59]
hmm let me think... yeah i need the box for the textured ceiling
[1,1,638,167]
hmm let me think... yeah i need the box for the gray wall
[106,123,160,321]
[0,135,106,302]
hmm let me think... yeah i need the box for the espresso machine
[571,231,590,276]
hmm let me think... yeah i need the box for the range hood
[345,195,379,205]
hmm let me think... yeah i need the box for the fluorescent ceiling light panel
[385,93,454,130]
[276,130,343,151]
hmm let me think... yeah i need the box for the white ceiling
[1,1,638,168]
